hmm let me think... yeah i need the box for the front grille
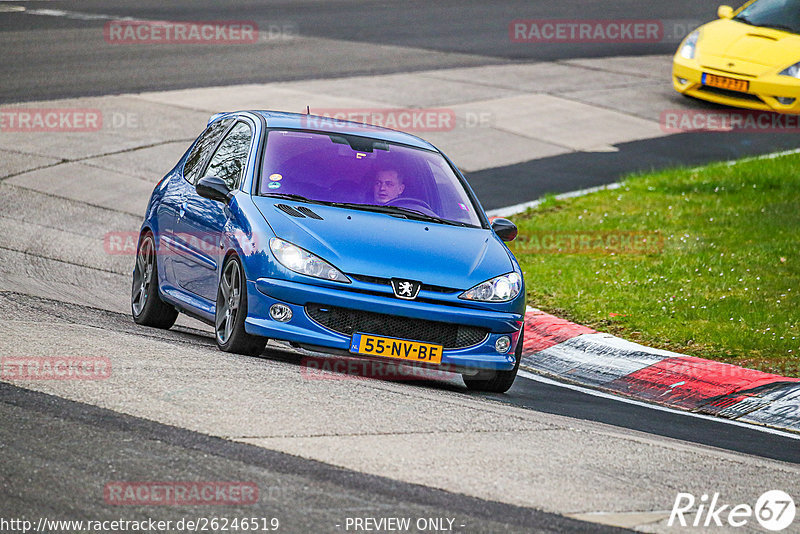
[698,85,763,103]
[349,274,458,294]
[306,304,489,349]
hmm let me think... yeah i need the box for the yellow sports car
[672,0,800,114]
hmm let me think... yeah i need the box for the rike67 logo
[669,490,795,531]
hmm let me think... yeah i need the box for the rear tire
[463,327,524,393]
[215,254,267,356]
[131,231,178,329]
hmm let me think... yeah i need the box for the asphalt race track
[0,0,742,101]
[1,2,800,533]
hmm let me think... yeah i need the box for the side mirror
[717,5,734,18]
[491,218,518,242]
[196,175,231,203]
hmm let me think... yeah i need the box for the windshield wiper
[263,193,332,206]
[323,202,411,218]
[733,14,754,25]
[382,205,472,227]
[263,195,473,227]
[330,202,470,227]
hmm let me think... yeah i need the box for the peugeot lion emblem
[391,279,421,300]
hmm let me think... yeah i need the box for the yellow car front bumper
[673,56,800,114]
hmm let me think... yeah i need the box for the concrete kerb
[519,307,800,434]
[500,149,800,432]
[502,148,800,434]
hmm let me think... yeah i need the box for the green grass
[510,152,800,377]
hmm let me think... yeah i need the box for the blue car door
[173,121,254,303]
[161,118,233,294]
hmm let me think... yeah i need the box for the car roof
[214,110,437,151]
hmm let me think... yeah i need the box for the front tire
[215,255,266,356]
[131,231,178,329]
[463,327,524,393]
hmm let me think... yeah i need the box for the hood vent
[746,33,778,41]
[296,206,323,220]
[275,203,324,220]
[276,204,306,218]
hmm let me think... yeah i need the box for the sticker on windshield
[459,203,469,211]
[269,173,283,181]
[268,181,281,189]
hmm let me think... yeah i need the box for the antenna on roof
[305,105,310,115]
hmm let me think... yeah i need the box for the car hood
[698,19,800,74]
[252,198,514,290]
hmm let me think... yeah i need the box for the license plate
[702,73,749,92]
[349,333,443,364]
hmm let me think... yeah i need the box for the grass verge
[510,152,800,377]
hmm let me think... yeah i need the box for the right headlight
[679,29,700,59]
[269,238,350,283]
[460,272,522,303]
[780,61,800,79]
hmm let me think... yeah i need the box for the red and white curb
[520,307,800,433]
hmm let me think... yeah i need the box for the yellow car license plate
[702,73,749,92]
[349,333,443,364]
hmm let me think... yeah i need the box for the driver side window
[183,118,233,185]
[205,122,253,191]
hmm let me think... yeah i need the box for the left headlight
[269,238,350,283]
[679,29,700,59]
[780,61,800,79]
[460,272,522,302]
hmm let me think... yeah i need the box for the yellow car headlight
[679,30,700,60]
[780,61,800,79]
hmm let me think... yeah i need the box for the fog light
[269,303,292,322]
[777,97,796,105]
[495,336,511,353]
[677,77,688,85]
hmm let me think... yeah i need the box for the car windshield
[734,0,800,34]
[259,129,482,227]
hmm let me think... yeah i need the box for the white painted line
[487,183,621,218]
[518,369,800,441]
[690,147,800,171]
[24,8,145,22]
[489,147,800,218]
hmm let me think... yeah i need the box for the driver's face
[373,170,405,204]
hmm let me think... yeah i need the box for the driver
[373,169,405,204]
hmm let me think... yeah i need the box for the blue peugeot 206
[132,111,526,392]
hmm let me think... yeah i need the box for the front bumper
[244,277,524,372]
[673,56,800,114]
